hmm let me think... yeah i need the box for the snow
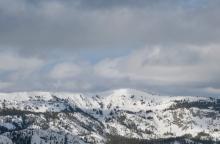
[0,88,219,142]
[31,134,45,144]
[0,136,13,144]
[0,123,15,130]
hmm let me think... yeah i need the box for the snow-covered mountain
[0,89,219,144]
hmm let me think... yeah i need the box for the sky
[0,0,220,96]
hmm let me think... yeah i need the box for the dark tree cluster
[106,135,220,144]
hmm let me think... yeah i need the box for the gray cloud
[0,0,220,52]
[0,0,220,96]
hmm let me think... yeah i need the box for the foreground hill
[0,89,219,143]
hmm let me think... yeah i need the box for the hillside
[0,89,219,143]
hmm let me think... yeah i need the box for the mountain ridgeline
[0,89,219,144]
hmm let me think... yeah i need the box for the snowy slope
[0,89,219,143]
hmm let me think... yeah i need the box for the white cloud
[0,82,13,90]
[94,58,125,78]
[1,44,220,96]
[94,44,220,85]
[204,87,220,94]
[0,52,44,81]
[0,52,43,71]
[49,63,81,79]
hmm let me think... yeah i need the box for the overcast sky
[0,0,220,96]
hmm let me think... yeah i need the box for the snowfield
[0,88,219,143]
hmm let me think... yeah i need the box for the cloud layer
[0,0,220,96]
[0,0,220,51]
